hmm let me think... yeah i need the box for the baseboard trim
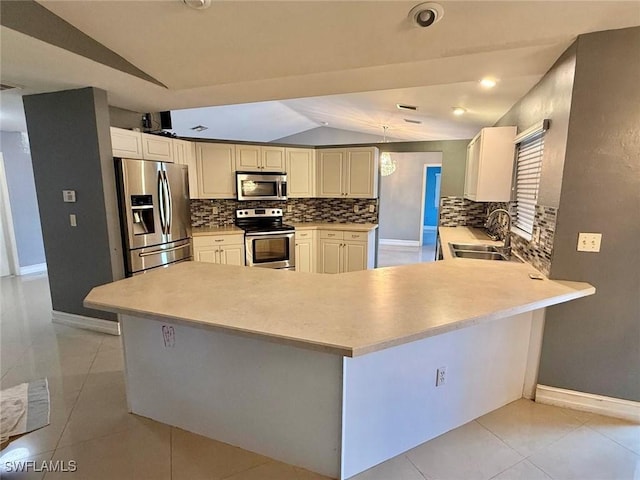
[535,384,640,422]
[52,310,121,336]
[379,239,420,247]
[19,263,47,276]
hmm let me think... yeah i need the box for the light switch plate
[577,233,602,252]
[69,214,77,227]
[368,204,375,213]
[62,190,76,202]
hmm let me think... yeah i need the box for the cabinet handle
[215,239,224,242]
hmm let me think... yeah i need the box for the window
[513,120,549,237]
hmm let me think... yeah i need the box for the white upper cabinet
[196,143,236,199]
[141,133,174,162]
[286,148,316,198]
[173,139,198,199]
[236,145,285,172]
[464,126,517,202]
[317,147,378,198]
[110,127,143,159]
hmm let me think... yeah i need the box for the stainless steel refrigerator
[115,158,192,276]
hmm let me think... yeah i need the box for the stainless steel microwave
[236,172,287,201]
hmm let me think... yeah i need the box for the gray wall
[379,152,442,241]
[378,140,469,198]
[495,44,577,208]
[0,131,46,267]
[23,87,123,322]
[538,27,640,401]
[274,126,402,145]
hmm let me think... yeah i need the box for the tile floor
[377,244,437,268]
[1,273,639,480]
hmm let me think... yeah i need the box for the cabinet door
[317,149,345,197]
[286,148,315,198]
[345,148,378,198]
[142,134,173,162]
[464,136,480,200]
[111,127,143,159]
[295,238,314,273]
[319,238,342,274]
[195,248,219,264]
[220,244,245,266]
[343,241,367,273]
[197,143,236,198]
[262,147,286,171]
[236,145,261,171]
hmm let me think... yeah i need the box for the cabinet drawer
[193,234,244,247]
[295,230,314,239]
[343,231,368,241]
[319,230,344,240]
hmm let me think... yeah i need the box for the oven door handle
[245,231,295,237]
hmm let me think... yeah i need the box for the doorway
[419,164,441,246]
[0,152,19,276]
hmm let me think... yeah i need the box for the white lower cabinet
[318,230,375,274]
[295,230,316,273]
[193,234,245,266]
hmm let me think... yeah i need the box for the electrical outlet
[211,206,219,215]
[577,233,602,252]
[368,204,375,213]
[436,366,447,387]
[533,227,541,244]
[287,205,293,213]
[354,205,360,213]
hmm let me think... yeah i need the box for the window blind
[513,120,548,235]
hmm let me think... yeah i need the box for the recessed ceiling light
[190,125,209,132]
[480,78,497,88]
[452,107,466,116]
[397,104,418,111]
[404,119,422,124]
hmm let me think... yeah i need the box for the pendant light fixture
[379,126,397,177]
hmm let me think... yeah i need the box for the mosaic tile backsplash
[191,198,379,227]
[439,196,558,276]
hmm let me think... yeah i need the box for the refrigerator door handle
[163,170,173,231]
[138,243,191,257]
[158,170,168,234]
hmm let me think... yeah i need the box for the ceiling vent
[397,104,418,111]
[404,119,422,124]
[190,125,209,132]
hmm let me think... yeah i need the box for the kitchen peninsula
[84,260,594,479]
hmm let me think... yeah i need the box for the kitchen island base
[120,311,538,479]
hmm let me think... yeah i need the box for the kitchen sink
[452,251,509,261]
[449,243,500,253]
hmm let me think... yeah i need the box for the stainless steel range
[235,208,295,270]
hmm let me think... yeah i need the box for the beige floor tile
[87,347,123,374]
[350,454,425,480]
[490,460,552,480]
[293,466,335,480]
[222,461,320,480]
[171,427,270,480]
[476,399,583,457]
[98,335,123,351]
[56,374,150,448]
[528,425,640,480]
[0,449,54,480]
[44,422,170,480]
[585,414,640,455]
[406,421,522,480]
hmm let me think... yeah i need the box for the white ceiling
[1,1,639,140]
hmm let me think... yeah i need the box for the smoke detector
[408,3,444,28]
[182,0,211,10]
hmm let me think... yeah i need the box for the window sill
[511,225,532,242]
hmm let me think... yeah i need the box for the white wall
[379,152,442,242]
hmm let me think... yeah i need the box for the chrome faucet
[485,208,512,254]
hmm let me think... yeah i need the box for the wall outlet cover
[354,205,360,213]
[577,232,602,252]
[368,205,375,213]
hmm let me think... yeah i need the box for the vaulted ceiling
[1,1,638,140]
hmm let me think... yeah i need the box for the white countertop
[85,253,594,357]
[290,222,378,232]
